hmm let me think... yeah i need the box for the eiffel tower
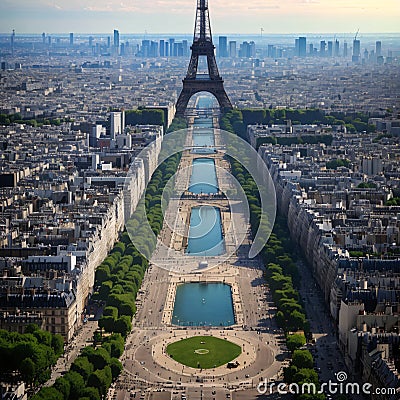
[175,0,232,117]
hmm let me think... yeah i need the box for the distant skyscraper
[42,32,46,45]
[309,43,314,56]
[142,40,150,57]
[151,41,159,57]
[176,42,183,57]
[376,41,382,57]
[343,41,348,57]
[327,41,333,57]
[113,30,120,51]
[352,39,361,62]
[183,40,188,57]
[169,38,175,56]
[334,39,340,57]
[107,36,111,48]
[218,36,228,57]
[110,112,122,140]
[165,42,169,57]
[159,40,165,57]
[69,33,74,46]
[298,37,307,57]
[249,41,256,58]
[229,41,237,58]
[267,44,276,58]
[320,40,326,57]
[239,41,250,58]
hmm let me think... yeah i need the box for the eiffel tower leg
[176,88,193,117]
[213,87,232,111]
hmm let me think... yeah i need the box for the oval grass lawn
[166,336,241,369]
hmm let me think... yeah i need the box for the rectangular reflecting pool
[188,158,218,194]
[192,117,215,154]
[172,282,235,327]
[186,206,225,256]
[192,132,215,154]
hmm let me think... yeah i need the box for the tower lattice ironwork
[175,0,232,117]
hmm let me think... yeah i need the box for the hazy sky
[1,0,399,34]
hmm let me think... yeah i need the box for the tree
[118,301,136,317]
[103,334,125,358]
[287,310,307,331]
[110,358,123,380]
[51,334,64,356]
[30,387,63,400]
[95,265,110,284]
[103,306,118,319]
[286,334,306,353]
[20,358,36,386]
[81,386,101,400]
[54,377,70,400]
[292,350,314,369]
[114,315,132,337]
[64,370,85,399]
[24,323,40,334]
[279,299,303,315]
[99,316,116,333]
[293,367,319,386]
[82,347,111,370]
[98,281,113,300]
[87,367,112,398]
[284,365,298,383]
[276,311,286,328]
[71,356,94,380]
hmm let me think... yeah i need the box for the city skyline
[1,0,400,35]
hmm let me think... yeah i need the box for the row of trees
[0,113,72,127]
[0,324,64,388]
[94,240,145,337]
[255,134,333,149]
[124,152,182,259]
[283,348,325,400]
[166,117,187,133]
[32,334,124,400]
[228,148,308,333]
[263,217,308,333]
[125,108,165,127]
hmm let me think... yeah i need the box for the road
[297,260,365,400]
[45,314,99,386]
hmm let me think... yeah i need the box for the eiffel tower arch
[175,0,232,117]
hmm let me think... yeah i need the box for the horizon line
[2,31,400,36]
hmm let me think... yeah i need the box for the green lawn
[166,336,241,369]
